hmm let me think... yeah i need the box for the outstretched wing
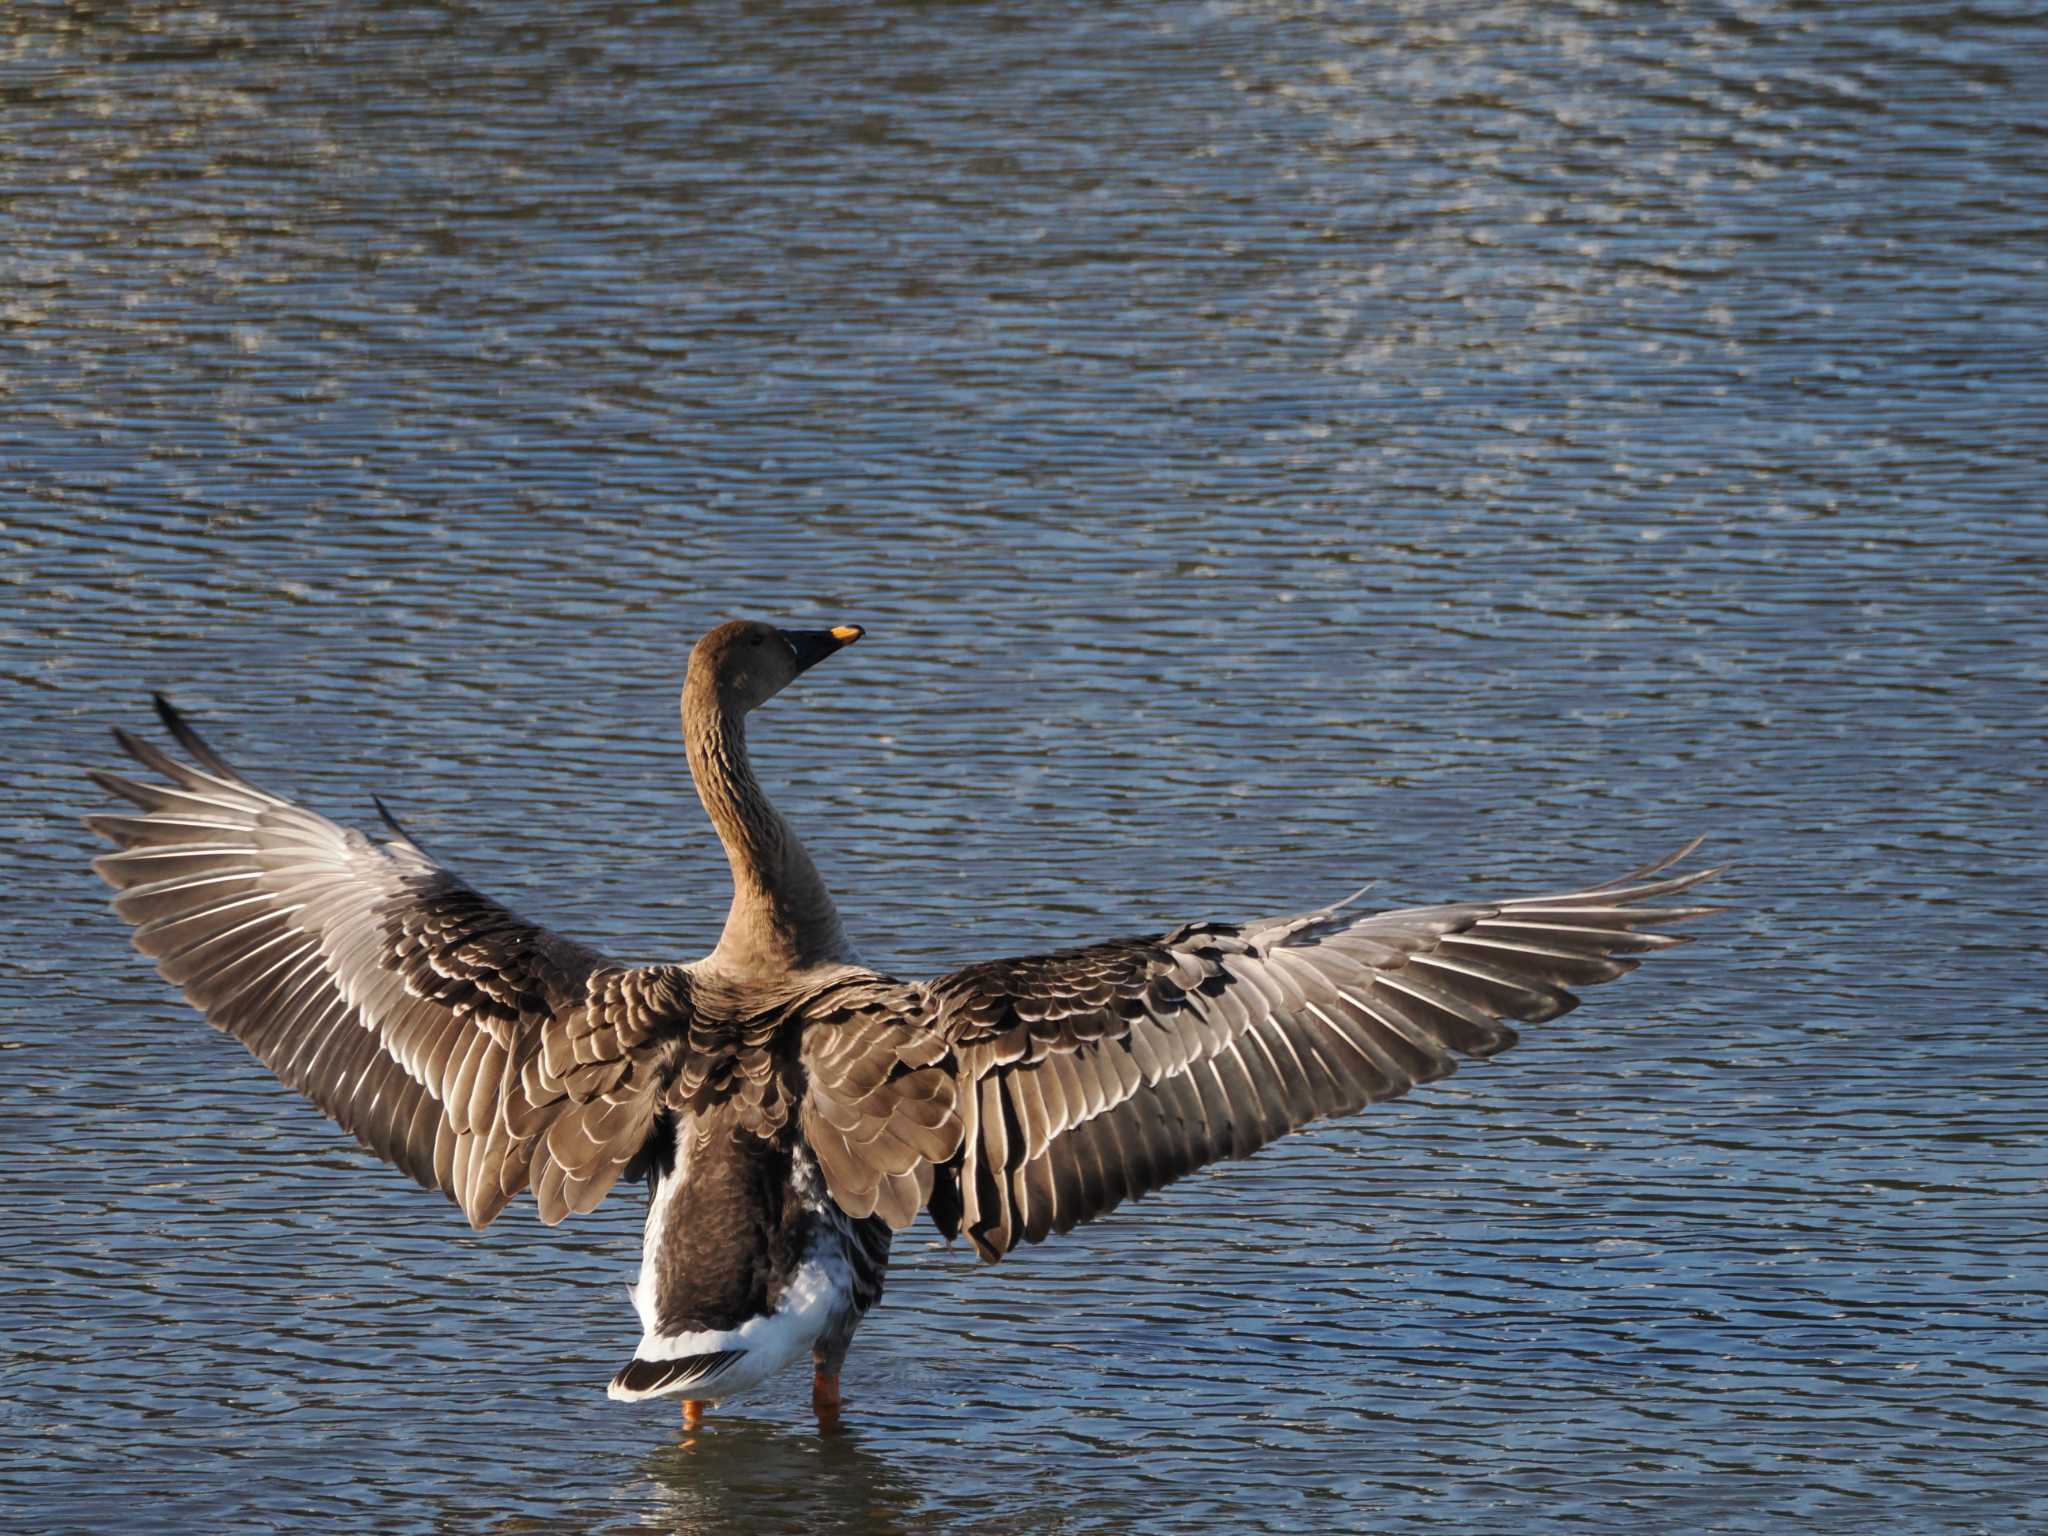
[86,697,688,1229]
[917,846,1721,1260]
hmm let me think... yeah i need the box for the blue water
[4,3,2045,1532]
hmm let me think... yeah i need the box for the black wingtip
[152,692,204,756]
[371,793,439,861]
[371,793,413,842]
[143,691,259,788]
[110,724,149,764]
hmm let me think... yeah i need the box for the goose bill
[781,625,864,674]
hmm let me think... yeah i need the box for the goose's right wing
[917,847,1721,1260]
[87,697,690,1229]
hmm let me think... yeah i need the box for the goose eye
[748,635,764,648]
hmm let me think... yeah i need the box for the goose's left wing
[906,847,1721,1260]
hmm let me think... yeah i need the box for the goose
[86,619,1720,1431]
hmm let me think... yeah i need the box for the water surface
[3,3,2045,1532]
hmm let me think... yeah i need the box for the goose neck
[682,681,847,974]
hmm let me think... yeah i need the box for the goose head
[688,619,864,714]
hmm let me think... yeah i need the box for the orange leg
[681,1399,706,1433]
[811,1367,843,1429]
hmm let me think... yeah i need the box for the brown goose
[87,620,1720,1431]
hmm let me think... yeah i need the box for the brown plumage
[86,619,1722,1425]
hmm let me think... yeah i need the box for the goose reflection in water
[636,1419,931,1536]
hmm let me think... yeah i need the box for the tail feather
[607,1349,746,1402]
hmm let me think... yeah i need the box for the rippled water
[5,2,2046,1532]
